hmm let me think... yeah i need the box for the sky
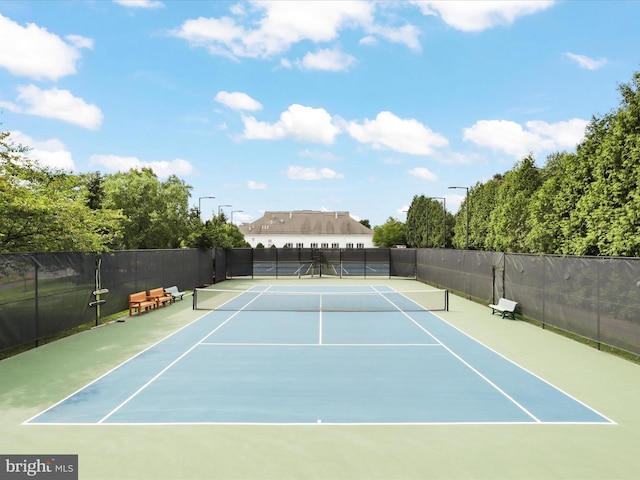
[1,1,639,227]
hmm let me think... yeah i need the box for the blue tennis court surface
[27,286,613,425]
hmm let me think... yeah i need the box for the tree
[372,217,406,247]
[405,195,452,248]
[486,155,542,252]
[566,73,640,256]
[101,168,192,249]
[525,152,583,254]
[405,195,427,247]
[0,130,125,253]
[359,219,371,229]
[84,171,105,210]
[187,213,250,248]
[459,177,501,250]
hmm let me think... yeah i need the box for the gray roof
[239,211,372,235]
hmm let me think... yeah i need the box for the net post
[445,289,449,311]
[192,289,197,310]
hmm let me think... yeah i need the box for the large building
[238,210,375,249]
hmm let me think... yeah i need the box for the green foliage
[405,195,452,248]
[372,217,406,247]
[449,179,500,250]
[405,195,427,247]
[486,155,542,252]
[443,71,640,256]
[0,131,125,253]
[187,214,249,249]
[359,219,371,229]
[101,168,192,249]
[567,73,640,256]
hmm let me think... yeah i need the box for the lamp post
[428,197,446,248]
[231,210,243,224]
[448,186,469,249]
[218,204,232,218]
[198,196,215,220]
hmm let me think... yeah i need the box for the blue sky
[1,1,639,227]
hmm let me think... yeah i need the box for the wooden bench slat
[148,287,173,308]
[128,291,157,316]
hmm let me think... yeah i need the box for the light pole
[448,186,469,249]
[218,204,232,218]
[428,197,446,248]
[198,196,215,220]
[231,210,243,224]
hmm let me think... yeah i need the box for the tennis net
[193,288,448,312]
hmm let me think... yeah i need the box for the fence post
[597,259,601,350]
[34,256,40,347]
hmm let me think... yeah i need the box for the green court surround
[1,278,639,479]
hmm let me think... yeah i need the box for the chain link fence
[417,249,640,356]
[3,247,639,356]
[1,249,213,352]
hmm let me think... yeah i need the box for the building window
[296,243,304,248]
[346,243,354,249]
[311,243,318,248]
[321,243,328,248]
[285,242,293,248]
[331,243,339,248]
[357,243,364,249]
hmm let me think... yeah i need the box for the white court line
[425,307,617,425]
[371,286,543,423]
[96,287,274,424]
[319,294,323,345]
[198,342,442,347]
[96,419,612,427]
[24,301,210,425]
[28,286,614,426]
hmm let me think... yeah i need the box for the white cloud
[359,35,377,46]
[231,211,252,225]
[298,48,356,72]
[0,14,91,80]
[280,58,293,69]
[345,111,448,155]
[412,0,555,32]
[113,0,164,9]
[243,104,340,144]
[463,118,588,157]
[408,167,437,182]
[170,1,419,59]
[66,34,94,50]
[215,91,262,111]
[565,52,607,70]
[14,85,103,130]
[368,23,421,51]
[247,180,267,190]
[89,154,195,177]
[286,166,344,180]
[298,149,340,162]
[10,131,75,171]
[445,193,465,213]
[170,2,372,59]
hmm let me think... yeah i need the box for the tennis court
[251,261,390,276]
[26,285,609,426]
[3,278,640,479]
